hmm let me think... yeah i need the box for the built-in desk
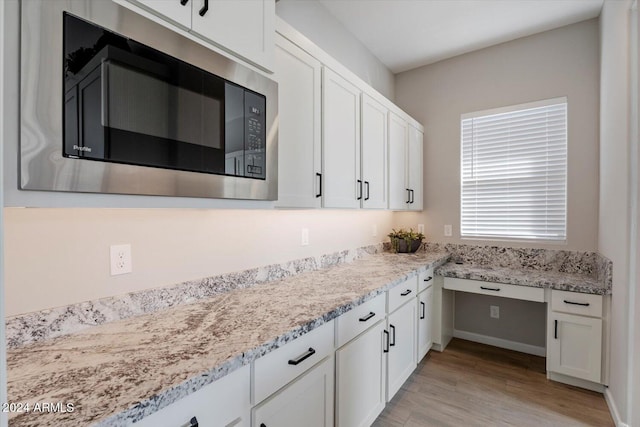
[433,262,611,393]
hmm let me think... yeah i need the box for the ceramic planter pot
[390,238,422,253]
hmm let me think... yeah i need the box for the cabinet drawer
[443,277,544,302]
[253,320,334,404]
[418,268,434,293]
[388,276,418,313]
[336,293,385,348]
[133,364,250,426]
[551,290,603,317]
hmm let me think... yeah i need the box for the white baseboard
[547,371,605,393]
[605,388,629,427]
[453,329,546,357]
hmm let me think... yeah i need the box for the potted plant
[388,228,425,253]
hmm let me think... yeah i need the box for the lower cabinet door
[252,356,334,427]
[335,321,386,427]
[387,300,417,401]
[133,364,250,427]
[548,312,602,383]
[417,286,433,362]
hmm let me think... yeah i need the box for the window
[461,98,567,241]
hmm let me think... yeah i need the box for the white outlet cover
[418,224,425,234]
[372,224,378,237]
[301,228,309,246]
[444,224,453,237]
[110,244,132,276]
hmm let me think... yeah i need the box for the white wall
[276,0,395,100]
[598,1,633,424]
[633,4,640,424]
[395,19,600,252]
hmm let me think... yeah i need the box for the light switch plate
[444,225,452,237]
[418,224,425,234]
[301,228,309,246]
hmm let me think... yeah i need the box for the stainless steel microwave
[20,0,278,200]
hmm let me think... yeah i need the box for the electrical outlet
[372,224,378,237]
[444,224,452,237]
[110,244,132,276]
[490,305,500,319]
[301,228,309,246]
[418,224,425,234]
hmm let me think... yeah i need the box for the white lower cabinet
[133,364,250,427]
[386,299,417,402]
[252,356,334,427]
[335,321,386,427]
[416,285,433,362]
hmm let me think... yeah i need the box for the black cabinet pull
[480,286,500,292]
[420,301,426,319]
[564,300,590,307]
[180,416,198,427]
[424,276,433,282]
[288,347,316,365]
[359,312,376,322]
[401,289,412,296]
[198,0,208,16]
[554,319,558,339]
[316,172,322,198]
[390,324,396,346]
[365,181,370,200]
[383,330,389,353]
[260,424,267,427]
[409,189,414,204]
[357,179,363,200]
[406,188,411,204]
[180,0,189,5]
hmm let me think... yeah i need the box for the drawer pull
[316,173,322,198]
[390,324,396,347]
[420,301,426,319]
[480,286,501,292]
[564,300,590,307]
[554,319,558,339]
[198,0,208,16]
[383,330,390,353]
[401,289,412,296]
[180,416,198,427]
[359,312,376,322]
[180,0,189,5]
[260,424,266,427]
[288,347,316,366]
[424,276,433,282]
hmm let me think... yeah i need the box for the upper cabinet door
[322,67,361,209]
[191,0,275,70]
[129,0,192,29]
[361,94,388,209]
[274,35,322,208]
[388,112,409,210]
[408,124,423,211]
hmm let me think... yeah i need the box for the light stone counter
[7,251,449,427]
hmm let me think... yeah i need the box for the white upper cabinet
[361,94,388,209]
[119,0,275,71]
[322,67,362,209]
[274,34,322,208]
[388,112,423,211]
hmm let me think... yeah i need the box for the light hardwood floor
[373,339,614,427]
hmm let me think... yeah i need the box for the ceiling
[318,0,604,73]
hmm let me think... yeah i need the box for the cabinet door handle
[424,276,433,282]
[364,181,370,201]
[401,289,412,296]
[563,300,590,307]
[420,301,426,319]
[383,330,390,353]
[390,324,396,346]
[409,189,414,204]
[260,424,267,427]
[180,416,198,427]
[198,0,208,16]
[554,319,558,339]
[480,286,501,292]
[357,179,363,200]
[288,347,316,365]
[180,0,189,5]
[359,312,376,322]
[406,188,411,204]
[316,172,322,198]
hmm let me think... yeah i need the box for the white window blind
[461,98,567,241]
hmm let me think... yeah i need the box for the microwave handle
[101,61,109,128]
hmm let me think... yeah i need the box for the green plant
[387,228,425,253]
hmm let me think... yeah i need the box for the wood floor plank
[372,339,614,427]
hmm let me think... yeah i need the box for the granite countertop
[7,251,449,427]
[436,262,611,295]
